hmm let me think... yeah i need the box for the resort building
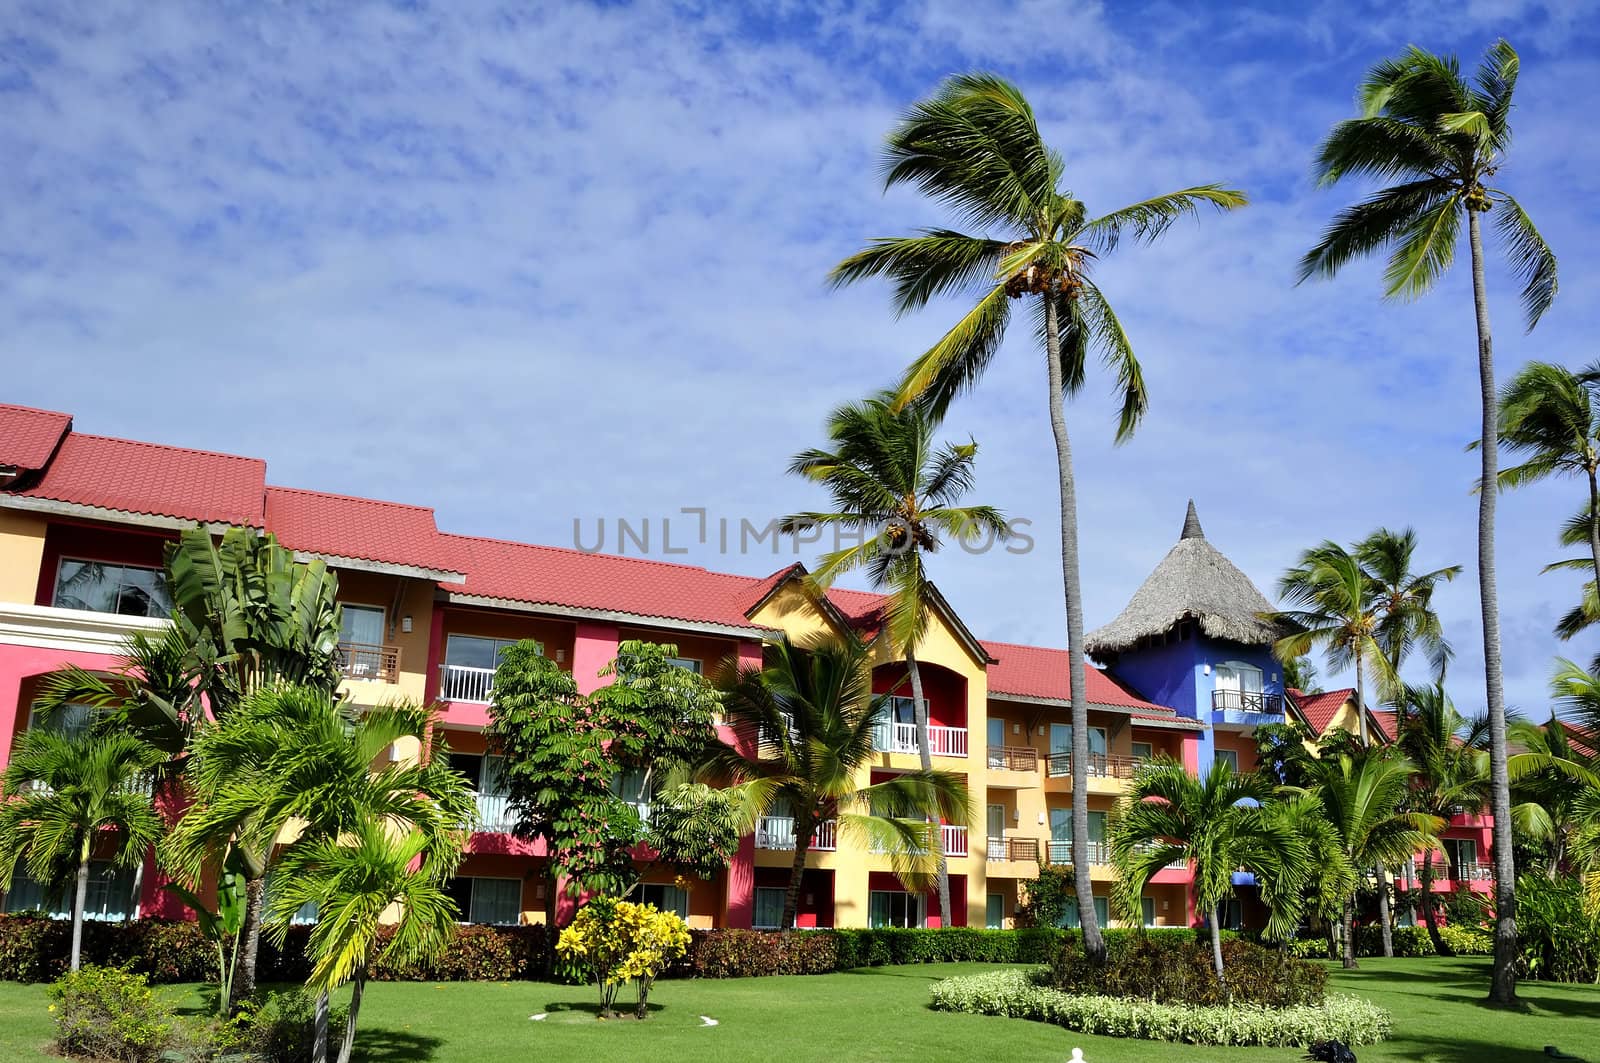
[0,402,1490,930]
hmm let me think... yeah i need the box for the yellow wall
[334,570,439,708]
[0,509,47,603]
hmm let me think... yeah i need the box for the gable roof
[981,638,1197,727]
[1086,500,1284,657]
[264,486,465,582]
[1288,687,1356,736]
[0,403,71,473]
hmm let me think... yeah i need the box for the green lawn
[2,958,1595,1062]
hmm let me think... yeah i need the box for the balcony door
[986,718,1005,766]
[339,605,387,679]
[1214,661,1263,711]
[1049,724,1106,773]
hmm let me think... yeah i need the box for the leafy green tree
[1109,758,1310,985]
[1301,39,1558,1004]
[1302,751,1442,969]
[706,635,971,930]
[0,730,163,970]
[780,391,1007,925]
[831,72,1245,960]
[1396,683,1490,955]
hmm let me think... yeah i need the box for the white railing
[474,792,517,833]
[1047,840,1110,866]
[754,817,837,852]
[941,825,968,857]
[1453,862,1493,882]
[439,664,495,704]
[872,722,968,757]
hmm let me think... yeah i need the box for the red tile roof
[11,432,266,526]
[0,403,72,472]
[264,486,462,577]
[1289,687,1356,735]
[981,639,1184,717]
[440,533,772,632]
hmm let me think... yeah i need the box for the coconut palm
[705,635,970,930]
[1396,683,1491,955]
[779,391,1007,925]
[266,820,461,1063]
[832,72,1245,958]
[0,730,164,970]
[1515,662,1600,916]
[165,685,474,1012]
[1109,758,1310,986]
[1509,713,1596,878]
[1301,39,1558,1004]
[1302,751,1442,969]
[1357,528,1461,681]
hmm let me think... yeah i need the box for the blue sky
[4,1,1599,716]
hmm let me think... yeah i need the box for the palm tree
[779,391,1007,925]
[1357,528,1461,681]
[1108,758,1310,986]
[266,820,461,1063]
[165,685,474,1012]
[0,730,164,970]
[831,73,1245,959]
[1513,662,1600,916]
[1510,713,1593,877]
[1302,751,1442,969]
[706,635,970,930]
[1301,39,1558,1004]
[1396,683,1491,955]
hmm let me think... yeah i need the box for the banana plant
[163,850,248,1015]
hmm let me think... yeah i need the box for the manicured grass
[2,958,1595,1062]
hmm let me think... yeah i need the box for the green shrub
[1353,925,1434,957]
[0,916,215,984]
[930,969,1391,1047]
[1438,923,1493,955]
[1515,874,1600,983]
[47,966,177,1063]
[1014,866,1075,928]
[1048,933,1326,1008]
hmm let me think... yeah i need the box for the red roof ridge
[69,432,265,468]
[981,637,1064,652]
[266,483,435,515]
[439,530,768,583]
[0,400,72,419]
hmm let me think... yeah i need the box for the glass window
[340,604,385,646]
[1214,749,1239,772]
[1131,741,1154,761]
[53,559,170,618]
[611,768,652,823]
[637,883,689,919]
[1059,896,1109,929]
[753,887,787,929]
[28,701,94,737]
[6,862,136,921]
[445,635,529,670]
[446,878,520,925]
[986,893,1004,930]
[868,890,923,928]
[1444,838,1477,872]
[665,657,702,674]
[1049,723,1071,755]
[1141,896,1156,927]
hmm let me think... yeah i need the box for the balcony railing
[1047,840,1110,866]
[872,722,968,758]
[439,664,495,704]
[339,641,401,683]
[1451,862,1493,882]
[1045,752,1145,780]
[985,745,1038,772]
[941,825,968,857]
[1211,690,1284,714]
[986,836,1040,862]
[755,817,838,852]
[473,792,518,833]
[1135,842,1190,871]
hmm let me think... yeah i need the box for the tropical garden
[1,35,1598,1063]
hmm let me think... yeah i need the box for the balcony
[1452,862,1493,882]
[986,836,1040,863]
[870,824,969,857]
[338,641,401,684]
[755,817,838,852]
[1047,840,1110,866]
[1211,690,1285,726]
[473,792,518,833]
[439,664,495,704]
[1045,752,1145,780]
[872,722,968,758]
[985,745,1038,772]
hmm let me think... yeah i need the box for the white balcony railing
[1047,840,1110,866]
[754,817,837,851]
[986,836,1040,862]
[1453,862,1493,882]
[474,792,517,833]
[941,825,968,857]
[439,664,495,704]
[872,722,968,758]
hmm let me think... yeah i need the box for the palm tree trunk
[1341,897,1357,970]
[1586,468,1600,610]
[1420,850,1451,956]
[1356,657,1394,958]
[1375,865,1395,958]
[906,650,951,927]
[312,991,329,1063]
[1209,903,1227,987]
[1043,291,1104,965]
[781,818,813,930]
[230,875,265,1011]
[70,851,90,972]
[335,969,365,1063]
[1468,208,1518,1007]
[543,870,559,977]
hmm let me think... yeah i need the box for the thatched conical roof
[1085,500,1283,657]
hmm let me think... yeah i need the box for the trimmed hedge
[1282,924,1493,960]
[930,969,1391,1048]
[1049,934,1327,1008]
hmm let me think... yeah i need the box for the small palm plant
[706,635,970,930]
[780,391,1006,924]
[1109,759,1309,986]
[0,730,163,970]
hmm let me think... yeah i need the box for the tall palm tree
[706,635,970,930]
[1108,758,1310,986]
[1301,39,1558,1004]
[266,820,462,1063]
[780,391,1007,925]
[831,72,1245,958]
[1302,751,1442,969]
[165,685,474,1012]
[1396,683,1491,955]
[1357,527,1461,681]
[0,730,164,970]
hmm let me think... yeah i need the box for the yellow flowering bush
[556,896,691,1019]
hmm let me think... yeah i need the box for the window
[28,701,94,737]
[986,893,1004,930]
[1048,810,1106,863]
[1131,741,1154,761]
[1141,896,1156,927]
[445,635,527,670]
[265,875,319,925]
[1444,838,1477,873]
[1214,661,1264,694]
[611,767,652,824]
[1059,896,1109,929]
[869,890,924,928]
[753,887,787,929]
[445,877,521,925]
[986,718,1006,766]
[665,657,702,674]
[637,883,689,919]
[53,559,170,618]
[1214,749,1239,772]
[5,861,136,921]
[340,604,385,646]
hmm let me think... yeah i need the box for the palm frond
[1491,192,1559,330]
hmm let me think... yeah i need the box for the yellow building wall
[0,509,47,604]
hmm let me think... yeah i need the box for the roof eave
[444,591,774,640]
[0,493,261,532]
[290,550,466,584]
